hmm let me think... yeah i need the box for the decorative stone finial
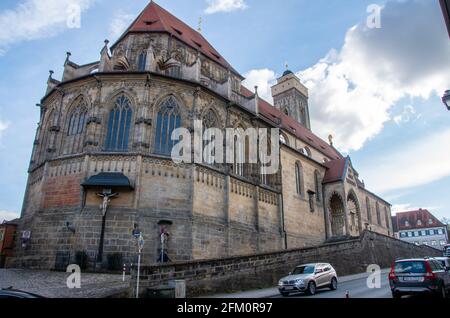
[104,39,109,46]
[48,70,54,80]
[328,134,334,146]
[65,52,71,64]
[198,17,202,33]
[254,85,258,95]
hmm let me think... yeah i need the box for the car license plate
[285,286,294,290]
[401,277,423,282]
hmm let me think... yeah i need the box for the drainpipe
[279,144,287,249]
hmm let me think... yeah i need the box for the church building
[12,2,393,269]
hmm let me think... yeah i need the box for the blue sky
[0,0,449,222]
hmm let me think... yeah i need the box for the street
[271,273,392,299]
[207,270,394,299]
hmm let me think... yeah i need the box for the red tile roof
[393,209,445,231]
[322,157,349,184]
[112,2,342,163]
[240,86,343,161]
[112,1,240,76]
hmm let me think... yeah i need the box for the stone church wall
[134,231,442,297]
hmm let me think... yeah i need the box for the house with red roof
[392,209,448,250]
[13,1,394,269]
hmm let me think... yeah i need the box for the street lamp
[443,90,450,111]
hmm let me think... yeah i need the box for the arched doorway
[329,194,346,237]
[347,191,362,236]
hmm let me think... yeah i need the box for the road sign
[138,234,145,252]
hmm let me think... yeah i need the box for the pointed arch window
[63,100,87,155]
[384,207,390,229]
[138,52,147,71]
[376,202,382,226]
[202,109,219,165]
[233,134,245,177]
[366,197,372,223]
[295,162,303,196]
[105,95,133,151]
[314,170,321,203]
[154,96,181,155]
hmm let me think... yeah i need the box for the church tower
[271,69,311,130]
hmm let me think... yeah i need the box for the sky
[0,0,449,222]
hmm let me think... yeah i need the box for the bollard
[345,291,350,298]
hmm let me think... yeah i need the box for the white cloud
[109,11,134,40]
[205,0,248,14]
[0,210,19,223]
[243,0,450,152]
[0,0,95,55]
[393,105,421,125]
[243,69,277,101]
[0,120,9,141]
[361,128,450,194]
[298,0,450,152]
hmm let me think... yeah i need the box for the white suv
[278,263,338,297]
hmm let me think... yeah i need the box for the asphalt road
[272,273,392,299]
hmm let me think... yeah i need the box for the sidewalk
[205,268,390,298]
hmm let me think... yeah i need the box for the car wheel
[330,277,338,290]
[281,292,290,297]
[307,282,316,296]
[438,285,447,299]
[392,292,402,299]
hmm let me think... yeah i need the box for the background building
[0,220,18,268]
[11,2,393,270]
[392,209,448,249]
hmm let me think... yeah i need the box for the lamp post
[136,233,144,299]
[442,90,450,111]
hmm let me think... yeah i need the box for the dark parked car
[434,257,450,271]
[389,258,450,299]
[0,288,44,298]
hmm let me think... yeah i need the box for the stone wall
[132,231,441,297]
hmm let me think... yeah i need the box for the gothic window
[314,170,321,203]
[138,52,147,71]
[384,207,390,229]
[233,134,245,177]
[300,108,306,126]
[280,134,289,146]
[366,197,372,223]
[202,109,219,165]
[154,96,181,155]
[63,100,87,155]
[166,66,181,78]
[295,162,303,196]
[376,202,381,225]
[105,95,133,151]
[301,147,311,157]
